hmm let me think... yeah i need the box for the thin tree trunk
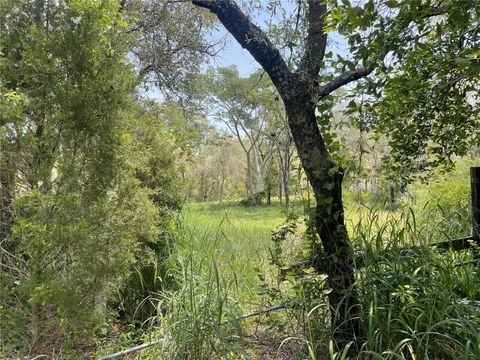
[284,173,290,209]
[0,156,15,268]
[389,184,396,209]
[278,163,283,203]
[284,142,292,209]
[253,145,265,194]
[220,173,225,202]
[246,151,253,199]
[277,143,291,208]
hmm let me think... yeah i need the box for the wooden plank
[433,236,475,251]
[472,167,480,243]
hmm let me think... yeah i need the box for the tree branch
[317,67,374,98]
[298,0,327,78]
[192,0,292,96]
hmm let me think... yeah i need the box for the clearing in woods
[179,196,389,304]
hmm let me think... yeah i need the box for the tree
[263,96,295,207]
[0,0,131,335]
[0,0,180,346]
[188,0,480,348]
[186,133,246,202]
[189,0,365,344]
[125,0,219,102]
[206,67,278,203]
[116,100,186,322]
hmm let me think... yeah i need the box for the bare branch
[298,0,327,78]
[317,67,374,98]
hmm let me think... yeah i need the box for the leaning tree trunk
[285,98,361,344]
[190,0,371,348]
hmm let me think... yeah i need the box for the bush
[262,198,480,359]
[406,159,475,239]
[239,191,266,206]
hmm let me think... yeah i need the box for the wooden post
[472,167,480,244]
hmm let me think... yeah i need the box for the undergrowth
[127,201,475,360]
[93,161,480,360]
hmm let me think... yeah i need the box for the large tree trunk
[285,98,361,345]
[191,0,371,348]
[255,169,264,194]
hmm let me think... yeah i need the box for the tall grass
[348,204,480,359]
[142,203,298,359]
[154,257,245,359]
[163,200,479,359]
[180,201,303,302]
[137,165,480,360]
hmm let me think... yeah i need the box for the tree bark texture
[285,95,361,342]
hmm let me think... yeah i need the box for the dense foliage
[0,0,479,359]
[0,0,183,353]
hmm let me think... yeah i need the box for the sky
[203,2,349,78]
[203,1,298,77]
[208,31,259,77]
[146,1,349,101]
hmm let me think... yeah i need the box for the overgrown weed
[129,184,479,359]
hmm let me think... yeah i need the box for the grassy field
[168,190,479,359]
[97,201,479,359]
[179,200,302,302]
[9,179,476,359]
[178,186,471,306]
[96,164,478,359]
